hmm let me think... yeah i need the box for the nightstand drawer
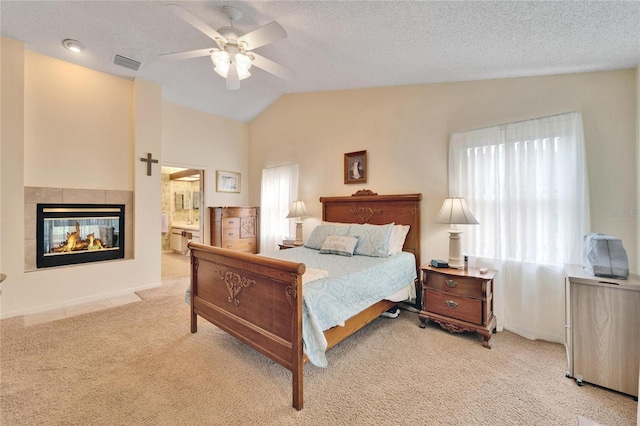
[425,273,483,298]
[424,289,482,325]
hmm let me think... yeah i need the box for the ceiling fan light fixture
[211,50,252,80]
[235,52,252,71]
[214,64,251,80]
[211,49,229,67]
[163,4,293,89]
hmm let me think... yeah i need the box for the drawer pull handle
[446,280,457,288]
[226,244,232,248]
[445,300,458,309]
[226,209,234,215]
[228,220,234,224]
[228,232,235,236]
[248,241,253,245]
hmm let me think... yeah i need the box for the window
[449,112,589,341]
[260,164,299,252]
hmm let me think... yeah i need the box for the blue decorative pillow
[347,223,394,257]
[320,235,359,257]
[304,224,351,250]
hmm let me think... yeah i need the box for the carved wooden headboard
[319,190,422,271]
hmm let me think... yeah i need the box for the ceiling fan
[161,4,295,90]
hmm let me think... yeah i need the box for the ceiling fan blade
[226,62,240,90]
[237,21,287,50]
[166,4,227,44]
[160,48,214,60]
[249,52,295,80]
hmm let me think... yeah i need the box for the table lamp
[434,197,479,268]
[286,201,309,246]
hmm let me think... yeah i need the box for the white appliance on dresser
[564,263,640,400]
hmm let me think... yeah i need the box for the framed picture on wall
[344,150,367,184]
[216,170,241,193]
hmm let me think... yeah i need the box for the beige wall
[24,52,134,190]
[249,70,638,272]
[637,66,640,274]
[0,37,25,299]
[161,102,250,244]
[0,39,250,318]
[0,38,163,318]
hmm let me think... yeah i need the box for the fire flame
[50,222,109,253]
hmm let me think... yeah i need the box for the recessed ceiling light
[62,39,84,53]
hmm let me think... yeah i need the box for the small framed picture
[216,170,241,193]
[344,150,367,184]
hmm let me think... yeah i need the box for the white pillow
[388,225,410,255]
[319,235,359,257]
[347,223,394,258]
[304,224,350,250]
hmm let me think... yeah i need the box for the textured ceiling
[1,1,639,122]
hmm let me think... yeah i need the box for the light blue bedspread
[265,247,417,367]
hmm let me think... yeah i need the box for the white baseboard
[0,282,162,319]
[503,325,563,344]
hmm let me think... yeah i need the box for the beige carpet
[1,276,636,425]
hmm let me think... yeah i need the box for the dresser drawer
[222,218,241,229]
[221,228,241,240]
[424,289,482,325]
[222,207,257,218]
[425,273,483,298]
[210,206,259,254]
[221,238,256,253]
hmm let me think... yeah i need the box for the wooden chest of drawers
[209,207,259,254]
[419,265,497,348]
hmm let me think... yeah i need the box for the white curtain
[260,164,299,253]
[449,111,589,342]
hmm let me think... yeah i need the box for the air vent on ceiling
[113,53,142,71]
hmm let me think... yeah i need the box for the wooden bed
[188,191,422,410]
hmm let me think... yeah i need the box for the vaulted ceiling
[2,1,639,122]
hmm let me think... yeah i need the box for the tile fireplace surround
[24,187,133,272]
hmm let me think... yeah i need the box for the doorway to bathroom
[161,166,204,279]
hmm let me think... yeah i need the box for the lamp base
[294,222,304,246]
[447,228,464,269]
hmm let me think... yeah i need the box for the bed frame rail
[189,243,306,408]
[189,191,422,410]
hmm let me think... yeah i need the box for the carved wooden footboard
[189,243,306,409]
[189,191,422,410]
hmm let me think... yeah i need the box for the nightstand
[419,265,497,348]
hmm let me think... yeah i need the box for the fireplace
[36,204,125,268]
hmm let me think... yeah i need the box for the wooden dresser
[419,265,497,348]
[564,264,639,398]
[209,206,259,254]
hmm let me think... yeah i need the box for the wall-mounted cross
[140,153,158,176]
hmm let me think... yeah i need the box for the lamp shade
[286,201,309,219]
[434,197,479,225]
